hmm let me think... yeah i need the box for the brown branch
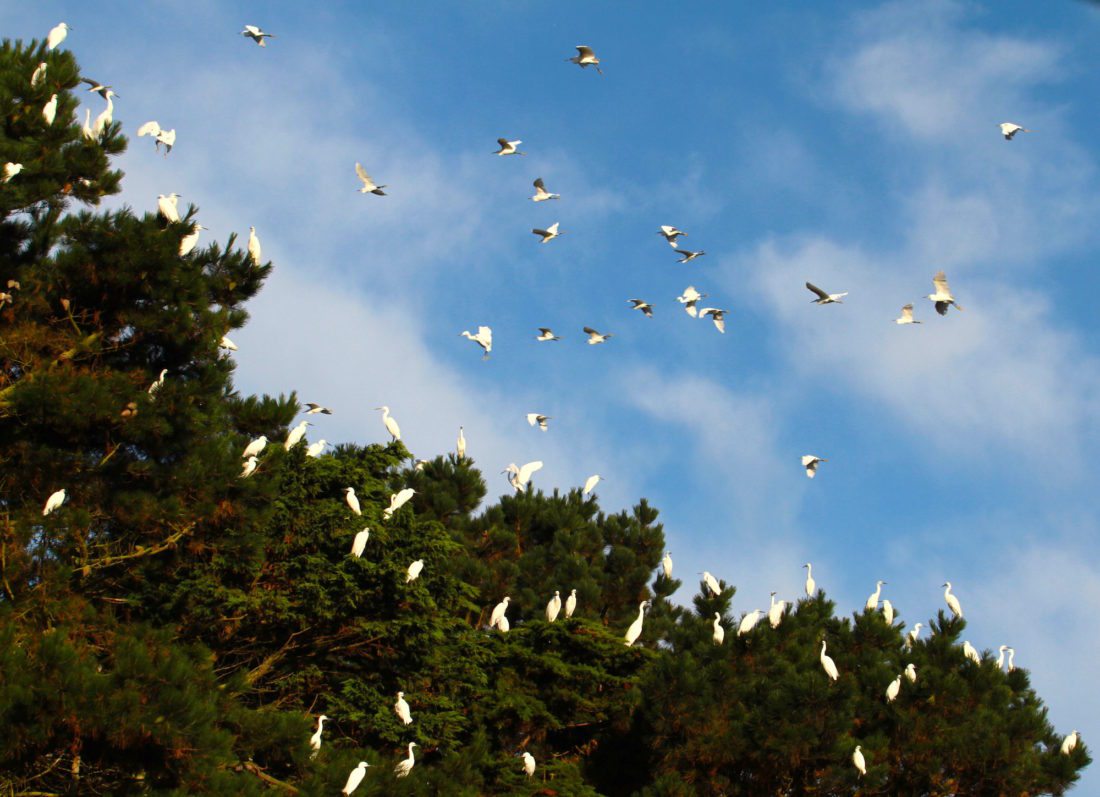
[79,522,195,574]
[238,761,299,794]
[244,629,308,687]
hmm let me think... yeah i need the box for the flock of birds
[17,20,1081,792]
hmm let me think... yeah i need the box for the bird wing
[533,177,545,190]
[532,228,548,237]
[478,325,492,338]
[583,326,599,335]
[900,304,914,321]
[805,282,830,300]
[801,455,818,466]
[497,138,509,147]
[137,120,160,137]
[932,270,950,295]
[355,162,373,183]
[576,45,595,57]
[547,222,559,234]
[517,461,544,483]
[538,327,553,335]
[675,249,693,257]
[526,413,538,426]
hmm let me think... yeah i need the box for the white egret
[546,590,562,622]
[457,426,466,459]
[375,406,401,441]
[677,285,706,317]
[284,420,310,450]
[806,282,847,304]
[628,298,654,318]
[148,368,167,396]
[242,435,268,459]
[624,600,649,646]
[42,488,67,516]
[354,162,386,195]
[219,335,238,351]
[737,609,764,636]
[344,487,361,516]
[498,615,510,632]
[768,593,786,628]
[886,674,902,703]
[852,745,866,777]
[351,528,370,558]
[413,459,429,471]
[882,599,894,625]
[532,222,562,243]
[942,581,963,618]
[1007,647,1016,672]
[658,225,686,246]
[137,120,170,150]
[3,163,22,182]
[30,62,47,87]
[905,663,917,683]
[304,403,332,415]
[81,79,118,100]
[406,559,424,582]
[802,455,826,479]
[1000,122,1032,140]
[865,580,886,612]
[241,25,275,46]
[803,563,816,596]
[248,226,262,266]
[384,488,416,519]
[494,138,525,156]
[394,743,417,778]
[712,612,725,645]
[157,193,181,223]
[531,177,559,201]
[47,23,70,50]
[93,93,115,137]
[179,223,206,256]
[675,249,705,263]
[1061,731,1078,755]
[701,571,721,596]
[342,761,369,794]
[565,588,577,618]
[567,45,603,74]
[522,751,536,777]
[309,714,328,757]
[963,640,981,664]
[394,692,412,725]
[536,327,561,341]
[583,327,612,345]
[906,623,923,648]
[928,270,963,315]
[82,109,95,141]
[895,303,921,325]
[699,307,727,333]
[490,597,510,629]
[819,639,839,681]
[662,551,673,579]
[503,461,543,492]
[583,474,602,494]
[240,456,259,478]
[42,94,58,125]
[527,413,550,431]
[460,326,493,358]
[996,644,1009,669]
[306,439,328,459]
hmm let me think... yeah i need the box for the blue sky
[9,0,1100,786]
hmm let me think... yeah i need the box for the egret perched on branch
[662,551,673,579]
[42,94,58,125]
[457,426,466,459]
[344,487,361,516]
[802,455,826,479]
[375,406,401,441]
[942,581,963,618]
[93,92,115,136]
[583,327,612,345]
[886,675,901,703]
[712,612,725,645]
[1000,122,1032,140]
[852,746,866,777]
[658,225,686,247]
[3,163,23,182]
[532,222,562,243]
[699,307,727,333]
[30,62,47,87]
[628,298,654,318]
[406,559,424,582]
[677,285,706,317]
[342,761,369,794]
[148,368,167,396]
[882,599,894,625]
[47,23,70,50]
[490,597,510,629]
[395,743,417,777]
[242,435,267,459]
[583,474,602,494]
[503,461,543,492]
[546,591,562,622]
[248,226,262,266]
[219,335,238,351]
[1007,647,1016,672]
[179,223,206,256]
[350,528,369,558]
[494,138,525,156]
[996,644,1009,669]
[394,692,412,725]
[460,326,493,358]
[240,456,259,478]
[567,45,602,74]
[866,580,886,612]
[768,593,786,628]
[738,609,764,636]
[527,413,550,431]
[531,177,559,201]
[137,121,175,154]
[522,751,536,777]
[701,571,721,596]
[820,639,839,681]
[905,663,917,683]
[565,588,577,618]
[284,420,310,450]
[624,600,649,646]
[82,109,95,140]
[1062,731,1079,755]
[906,623,923,648]
[895,303,921,325]
[354,163,386,195]
[676,249,706,263]
[309,714,328,758]
[928,270,963,315]
[241,25,275,46]
[384,488,416,519]
[157,193,181,223]
[43,489,67,516]
[536,327,561,341]
[803,563,816,596]
[806,282,847,304]
[963,640,981,664]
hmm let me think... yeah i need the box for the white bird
[93,93,114,137]
[494,138,525,156]
[375,406,401,441]
[82,109,95,141]
[658,225,686,247]
[527,413,550,431]
[147,368,167,396]
[820,639,839,681]
[701,571,721,596]
[963,640,981,664]
[241,25,274,46]
[1061,731,1078,755]
[394,743,417,778]
[806,282,847,304]
[624,600,649,646]
[737,609,763,636]
[284,420,310,450]
[905,662,917,683]
[803,563,816,596]
[531,177,559,201]
[662,551,673,579]
[943,581,963,619]
[490,597,510,629]
[30,61,47,87]
[42,488,67,516]
[628,298,654,318]
[535,327,561,341]
[906,623,923,648]
[219,335,238,351]
[583,474,601,494]
[852,745,866,777]
[303,403,332,415]
[996,644,1009,669]
[344,487,361,516]
[699,307,727,333]
[384,488,416,519]
[928,270,963,315]
[394,692,412,725]
[42,94,58,125]
[865,580,886,612]
[522,751,536,777]
[677,285,706,317]
[1007,647,1016,671]
[712,612,725,645]
[350,528,370,558]
[306,440,328,458]
[247,226,262,266]
[342,761,369,795]
[532,222,562,243]
[240,456,259,478]
[242,435,268,459]
[137,121,176,155]
[497,615,510,633]
[179,223,207,256]
[565,588,577,618]
[3,163,23,182]
[895,303,921,325]
[768,593,786,628]
[157,193,181,223]
[503,461,543,492]
[802,455,826,479]
[583,326,612,345]
[882,599,894,625]
[675,249,706,263]
[456,426,466,459]
[413,459,429,471]
[81,79,118,100]
[1000,122,1032,140]
[886,675,902,703]
[46,23,70,51]
[309,714,328,757]
[406,559,424,582]
[546,590,562,622]
[352,162,387,195]
[460,326,493,358]
[568,45,603,74]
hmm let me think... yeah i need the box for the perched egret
[712,612,725,645]
[1007,647,1016,671]
[179,223,206,256]
[460,326,493,358]
[219,335,238,351]
[928,270,963,315]
[583,326,612,345]
[351,528,370,558]
[662,551,673,579]
[304,402,332,415]
[768,593,786,628]
[1000,122,1032,140]
[658,225,687,246]
[628,298,654,318]
[963,640,981,664]
[352,162,386,195]
[1062,731,1079,755]
[522,751,536,777]
[503,461,543,492]
[413,459,429,471]
[490,597,511,629]
[942,581,963,618]
[241,25,275,46]
[536,327,561,341]
[456,426,466,459]
[737,609,763,636]
[905,662,917,683]
[342,761,369,795]
[699,307,727,333]
[701,571,721,596]
[567,45,603,74]
[675,249,705,263]
[242,435,268,459]
[803,563,816,596]
[309,714,328,757]
[565,588,577,618]
[395,743,417,777]
[93,93,115,136]
[375,406,401,441]
[583,474,602,494]
[384,488,416,519]
[344,487,361,516]
[886,675,901,703]
[248,226,262,266]
[852,745,866,777]
[882,599,894,625]
[82,109,94,141]
[148,368,167,396]
[531,177,559,201]
[43,489,67,516]
[406,559,424,582]
[3,163,23,182]
[546,590,562,622]
[895,303,921,325]
[806,282,847,304]
[394,692,412,725]
[624,600,649,646]
[42,94,58,125]
[996,644,1009,669]
[906,623,923,648]
[240,456,259,478]
[677,285,706,317]
[284,420,310,450]
[47,23,70,51]
[820,639,839,681]
[802,455,826,479]
[30,61,47,87]
[157,193,181,223]
[498,615,510,633]
[866,580,886,612]
[532,222,562,243]
[527,413,550,431]
[494,138,525,156]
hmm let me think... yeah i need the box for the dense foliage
[0,39,1089,796]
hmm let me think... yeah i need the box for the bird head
[318,714,329,721]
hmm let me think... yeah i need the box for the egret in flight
[658,225,686,246]
[241,25,275,46]
[943,581,964,618]
[394,692,412,725]
[43,489,67,516]
[494,138,525,156]
[136,121,175,154]
[675,249,706,263]
[568,45,603,74]
[1000,122,1032,140]
[802,455,826,479]
[699,307,727,333]
[624,600,649,646]
[460,326,493,358]
[344,487,361,516]
[394,743,417,778]
[895,303,921,325]
[304,403,332,415]
[928,270,963,315]
[354,163,386,195]
[677,286,706,317]
[531,177,559,201]
[629,299,654,318]
[503,461,543,492]
[46,22,70,50]
[375,406,401,441]
[527,413,550,431]
[806,282,847,304]
[532,222,562,243]
[583,327,612,345]
[536,327,561,341]
[81,78,118,100]
[583,474,602,494]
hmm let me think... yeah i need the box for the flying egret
[865,580,886,612]
[42,94,58,125]
[768,593,786,628]
[46,23,70,51]
[309,714,328,757]
[384,488,416,519]
[712,612,725,645]
[297,403,330,416]
[568,45,603,74]
[394,743,417,777]
[583,474,601,494]
[179,223,206,256]
[943,581,963,618]
[247,226,262,266]
[737,609,764,636]
[906,623,923,648]
[460,326,493,358]
[342,761,369,795]
[350,528,369,558]
[546,590,562,622]
[565,588,577,618]
[905,663,917,683]
[928,270,963,315]
[699,307,727,333]
[675,249,706,263]
[658,225,686,246]
[406,559,424,582]
[456,426,466,459]
[522,751,536,777]
[624,600,649,646]
[503,461,543,492]
[882,599,894,625]
[394,692,412,725]
[344,487,361,516]
[219,335,238,351]
[240,456,259,478]
[242,435,268,459]
[583,327,612,345]
[802,455,826,479]
[1000,122,1032,140]
[677,286,706,317]
[803,563,816,596]
[536,327,561,341]
[819,639,839,681]
[352,162,387,195]
[662,551,673,579]
[284,420,310,450]
[886,674,901,703]
[527,413,550,431]
[628,299,654,318]
[996,644,1009,669]
[3,163,22,182]
[963,640,981,664]
[137,121,175,154]
[805,282,847,304]
[494,138,525,156]
[241,25,275,46]
[30,61,47,86]
[157,193,181,223]
[93,93,115,136]
[531,177,559,201]
[895,303,921,325]
[1061,731,1079,755]
[701,571,721,596]
[490,597,510,629]
[42,489,67,516]
[852,746,866,777]
[532,222,562,243]
[80,78,118,100]
[375,406,401,441]
[1007,648,1016,671]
